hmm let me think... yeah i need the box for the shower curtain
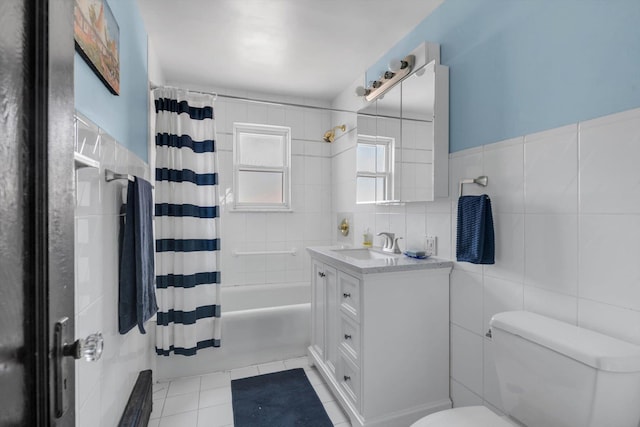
[154,87,221,356]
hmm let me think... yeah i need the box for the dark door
[0,0,75,426]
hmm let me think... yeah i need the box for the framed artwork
[74,0,120,95]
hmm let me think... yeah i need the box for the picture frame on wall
[74,0,120,95]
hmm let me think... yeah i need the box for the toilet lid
[411,406,516,427]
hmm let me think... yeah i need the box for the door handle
[54,317,104,418]
[63,332,104,361]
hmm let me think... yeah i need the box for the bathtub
[155,282,310,381]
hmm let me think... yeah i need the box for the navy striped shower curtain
[154,87,221,356]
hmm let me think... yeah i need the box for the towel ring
[459,176,488,197]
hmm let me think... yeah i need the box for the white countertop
[307,246,453,274]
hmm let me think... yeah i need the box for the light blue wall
[367,1,640,152]
[75,0,149,161]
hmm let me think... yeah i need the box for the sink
[330,248,400,260]
[307,246,453,274]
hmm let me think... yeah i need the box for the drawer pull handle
[343,375,351,381]
[343,292,351,298]
[344,334,352,340]
[318,272,326,278]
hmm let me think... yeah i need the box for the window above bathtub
[232,123,292,212]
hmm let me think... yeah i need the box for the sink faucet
[377,232,403,254]
[377,232,394,251]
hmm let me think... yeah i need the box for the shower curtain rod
[150,83,357,114]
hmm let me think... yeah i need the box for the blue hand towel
[456,194,495,264]
[119,177,158,334]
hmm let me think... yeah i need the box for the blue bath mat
[231,368,333,427]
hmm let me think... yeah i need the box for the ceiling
[137,0,443,101]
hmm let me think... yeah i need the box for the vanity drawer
[338,271,360,320]
[339,313,360,362]
[338,349,361,408]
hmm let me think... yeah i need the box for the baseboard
[118,370,153,427]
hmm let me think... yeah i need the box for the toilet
[412,311,640,427]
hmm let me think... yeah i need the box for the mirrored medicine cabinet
[356,58,449,203]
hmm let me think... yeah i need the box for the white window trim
[356,134,395,204]
[232,122,292,212]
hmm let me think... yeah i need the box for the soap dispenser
[362,228,372,247]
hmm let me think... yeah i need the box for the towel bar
[105,169,154,189]
[459,176,488,197]
[105,169,134,183]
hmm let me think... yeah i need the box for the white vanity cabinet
[308,247,453,427]
[311,260,338,375]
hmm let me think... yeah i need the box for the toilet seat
[411,406,517,427]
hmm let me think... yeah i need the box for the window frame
[356,134,395,204]
[232,122,292,212]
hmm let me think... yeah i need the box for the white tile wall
[74,114,155,427]
[216,98,334,288]
[524,124,578,214]
[523,286,577,325]
[524,214,578,295]
[450,269,484,335]
[579,109,640,214]
[451,325,483,396]
[482,276,523,334]
[483,138,524,214]
[579,214,640,310]
[483,213,524,284]
[331,106,640,412]
[443,106,640,411]
[482,337,502,411]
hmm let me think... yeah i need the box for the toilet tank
[490,311,640,427]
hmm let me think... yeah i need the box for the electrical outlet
[425,236,437,256]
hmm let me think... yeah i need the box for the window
[233,123,291,211]
[356,135,394,203]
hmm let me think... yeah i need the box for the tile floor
[149,357,352,427]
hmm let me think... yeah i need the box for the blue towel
[456,194,495,264]
[119,177,158,334]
